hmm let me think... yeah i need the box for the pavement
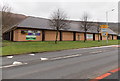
[1,45,119,80]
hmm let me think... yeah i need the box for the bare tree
[49,9,70,44]
[1,4,11,30]
[80,12,94,42]
[1,4,26,41]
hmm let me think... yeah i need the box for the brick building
[3,16,118,41]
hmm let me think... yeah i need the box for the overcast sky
[1,0,119,22]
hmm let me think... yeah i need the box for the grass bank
[1,40,119,56]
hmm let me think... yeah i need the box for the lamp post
[106,9,115,43]
[106,9,114,25]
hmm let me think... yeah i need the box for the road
[1,45,119,80]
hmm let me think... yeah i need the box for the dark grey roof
[106,28,117,35]
[17,17,51,30]
[15,16,117,35]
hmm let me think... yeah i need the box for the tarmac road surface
[1,45,119,80]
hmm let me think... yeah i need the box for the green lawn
[1,40,119,56]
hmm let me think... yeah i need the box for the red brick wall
[113,35,117,40]
[45,30,60,41]
[62,32,73,41]
[108,35,112,40]
[102,36,107,40]
[95,34,101,40]
[13,29,117,41]
[76,33,84,41]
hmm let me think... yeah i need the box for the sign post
[100,25,108,44]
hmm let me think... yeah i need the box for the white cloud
[1,0,118,22]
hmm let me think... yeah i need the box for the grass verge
[1,40,119,56]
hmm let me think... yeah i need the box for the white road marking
[1,54,82,68]
[29,54,35,56]
[81,45,119,50]
[40,58,48,61]
[91,51,102,54]
[0,62,27,69]
[0,64,17,68]
[7,56,13,59]
[51,54,82,60]
[12,61,23,65]
[82,46,111,49]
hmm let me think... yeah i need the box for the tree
[49,9,70,44]
[80,12,94,42]
[1,4,27,40]
[1,4,12,33]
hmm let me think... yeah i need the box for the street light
[106,9,115,43]
[106,9,115,25]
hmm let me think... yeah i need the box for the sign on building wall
[86,34,93,39]
[21,30,41,40]
[21,30,41,36]
[26,35,36,40]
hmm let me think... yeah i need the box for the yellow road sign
[101,32,108,37]
[100,25,108,28]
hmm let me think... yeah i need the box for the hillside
[2,12,118,34]
[2,12,27,33]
